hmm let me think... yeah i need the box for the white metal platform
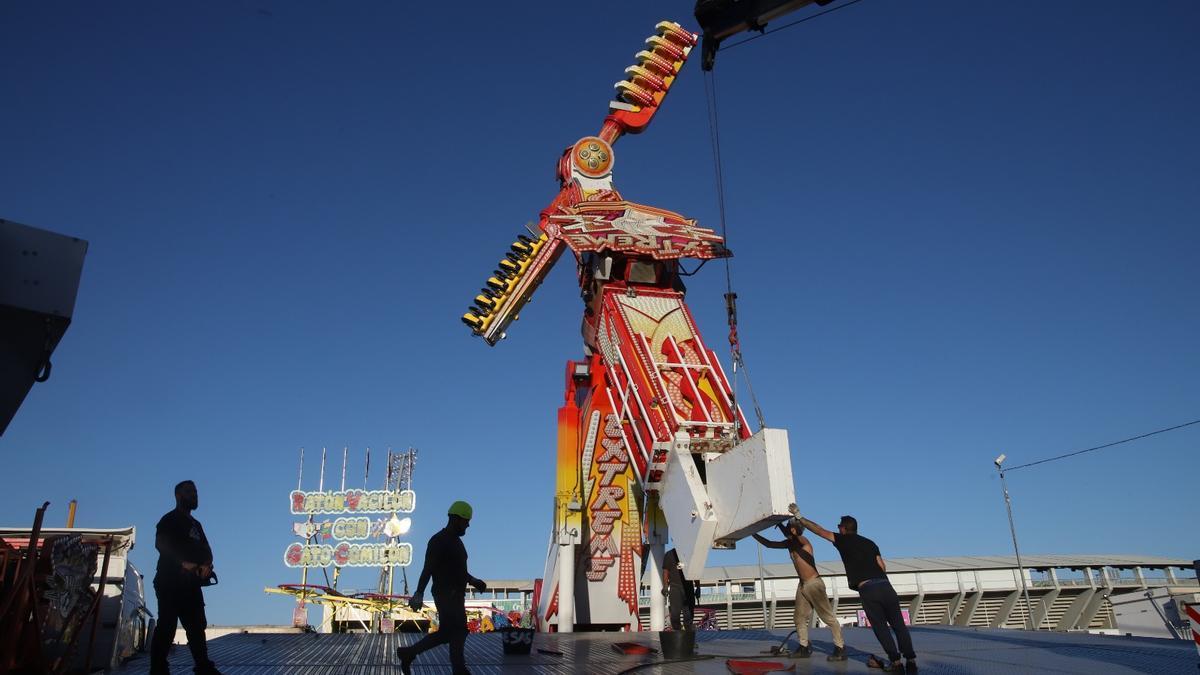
[115,625,1198,674]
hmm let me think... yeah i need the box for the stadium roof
[471,555,1196,588]
[699,553,1196,581]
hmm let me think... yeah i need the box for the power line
[720,0,869,52]
[1005,418,1200,472]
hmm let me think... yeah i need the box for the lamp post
[995,454,1036,630]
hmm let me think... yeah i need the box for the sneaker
[827,646,847,661]
[793,643,812,658]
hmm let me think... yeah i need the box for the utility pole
[995,454,1035,630]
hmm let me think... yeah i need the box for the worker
[798,513,917,673]
[662,547,697,630]
[150,480,221,675]
[397,501,487,675]
[752,522,846,660]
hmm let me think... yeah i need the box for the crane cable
[703,67,766,432]
[701,0,870,435]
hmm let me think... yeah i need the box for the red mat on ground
[611,642,656,655]
[725,659,795,674]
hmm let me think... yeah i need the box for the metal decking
[116,626,1198,674]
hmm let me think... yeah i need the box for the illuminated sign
[292,514,412,541]
[551,204,729,261]
[292,516,372,541]
[586,413,628,581]
[290,489,415,515]
[283,541,413,568]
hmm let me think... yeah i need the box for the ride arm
[599,22,698,142]
[461,21,697,345]
[462,229,564,346]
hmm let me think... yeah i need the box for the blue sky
[2,1,1197,625]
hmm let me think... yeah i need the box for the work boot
[793,643,812,658]
[396,646,414,675]
[868,655,903,671]
[827,646,847,661]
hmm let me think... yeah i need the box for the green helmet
[447,500,473,520]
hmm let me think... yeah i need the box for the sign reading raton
[286,489,416,568]
[290,489,415,515]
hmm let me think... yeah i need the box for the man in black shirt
[397,500,487,675]
[661,548,697,630]
[150,480,220,675]
[799,514,916,673]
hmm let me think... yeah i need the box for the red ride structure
[463,21,796,632]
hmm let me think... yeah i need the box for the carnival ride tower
[462,21,796,631]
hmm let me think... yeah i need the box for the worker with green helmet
[397,500,486,675]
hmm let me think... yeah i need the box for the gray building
[429,554,1200,634]
[658,554,1198,632]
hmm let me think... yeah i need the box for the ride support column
[558,535,575,633]
[648,541,666,631]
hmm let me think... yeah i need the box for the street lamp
[995,453,1036,630]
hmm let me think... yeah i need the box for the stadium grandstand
[465,554,1198,633]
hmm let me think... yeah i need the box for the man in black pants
[150,480,220,675]
[398,501,487,675]
[662,548,696,630]
[799,514,916,673]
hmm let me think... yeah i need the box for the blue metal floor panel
[115,626,1198,674]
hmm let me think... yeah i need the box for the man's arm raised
[797,517,835,543]
[752,532,789,549]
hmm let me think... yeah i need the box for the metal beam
[1077,574,1113,630]
[1032,588,1059,630]
[768,580,777,629]
[945,591,965,624]
[945,573,966,624]
[908,590,925,624]
[908,573,924,623]
[1055,589,1094,631]
[647,541,665,631]
[954,591,983,627]
[726,580,734,630]
[991,590,1020,628]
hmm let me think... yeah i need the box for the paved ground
[117,626,1198,674]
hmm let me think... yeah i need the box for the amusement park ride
[461,13,812,632]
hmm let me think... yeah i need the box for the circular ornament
[572,136,614,177]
